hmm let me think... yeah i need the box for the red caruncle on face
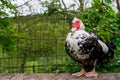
[72,20,81,30]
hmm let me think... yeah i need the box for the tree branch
[15,0,31,8]
[73,0,80,7]
[61,0,67,9]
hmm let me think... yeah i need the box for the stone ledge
[0,73,120,80]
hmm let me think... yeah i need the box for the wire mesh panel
[0,14,76,73]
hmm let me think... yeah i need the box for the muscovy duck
[65,17,116,77]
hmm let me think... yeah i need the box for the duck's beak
[71,27,77,33]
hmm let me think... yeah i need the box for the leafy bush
[0,18,17,51]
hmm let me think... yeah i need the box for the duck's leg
[72,64,86,77]
[85,59,98,78]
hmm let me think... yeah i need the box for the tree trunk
[78,0,84,11]
[116,0,120,12]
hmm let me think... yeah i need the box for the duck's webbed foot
[72,65,86,77]
[85,59,98,78]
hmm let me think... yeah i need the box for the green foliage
[93,0,112,4]
[0,1,17,73]
[44,0,62,15]
[0,18,17,51]
[79,0,117,42]
[0,0,17,17]
[0,0,17,52]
